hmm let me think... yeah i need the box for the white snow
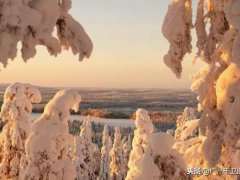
[21,89,81,180]
[0,0,93,68]
[0,83,42,179]
[73,117,97,180]
[99,125,111,180]
[163,0,240,172]
[162,0,192,78]
[126,108,189,180]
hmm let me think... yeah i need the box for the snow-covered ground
[31,113,135,128]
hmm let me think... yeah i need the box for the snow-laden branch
[163,0,240,167]
[162,0,192,78]
[0,0,93,68]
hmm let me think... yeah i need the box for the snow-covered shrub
[0,82,42,179]
[163,0,240,167]
[73,117,96,180]
[0,0,93,68]
[99,125,111,180]
[21,89,81,180]
[126,108,190,180]
[122,135,132,179]
[110,127,124,180]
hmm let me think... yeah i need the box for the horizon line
[0,83,192,91]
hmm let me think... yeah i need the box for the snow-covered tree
[163,0,240,167]
[99,125,111,180]
[174,107,197,141]
[173,116,235,179]
[110,127,124,180]
[0,83,42,179]
[0,0,93,68]
[73,117,96,180]
[122,135,132,179]
[93,143,101,177]
[109,136,113,150]
[126,108,190,180]
[21,89,81,180]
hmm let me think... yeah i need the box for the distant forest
[0,85,198,121]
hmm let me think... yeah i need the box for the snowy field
[31,113,135,128]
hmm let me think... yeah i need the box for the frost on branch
[126,108,190,180]
[162,0,192,78]
[0,0,93,68]
[110,127,124,180]
[73,117,96,180]
[21,89,81,180]
[0,83,42,179]
[163,0,240,167]
[99,125,111,180]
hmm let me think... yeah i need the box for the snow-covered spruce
[73,116,96,180]
[126,108,190,180]
[122,135,132,179]
[0,0,93,68]
[0,83,42,179]
[163,0,240,167]
[174,107,197,142]
[99,125,111,180]
[21,89,81,180]
[110,127,124,180]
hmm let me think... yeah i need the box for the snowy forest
[0,0,240,180]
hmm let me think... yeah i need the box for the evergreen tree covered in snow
[110,127,124,180]
[0,83,42,179]
[99,125,111,180]
[0,0,93,68]
[73,117,96,180]
[174,107,197,141]
[126,108,190,180]
[163,0,240,167]
[21,89,81,180]
[93,143,101,177]
[122,135,132,179]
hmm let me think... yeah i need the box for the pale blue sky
[0,0,201,89]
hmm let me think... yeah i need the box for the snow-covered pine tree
[163,0,240,167]
[122,135,132,179]
[93,143,101,177]
[109,136,113,150]
[0,0,93,68]
[73,117,96,180]
[110,127,124,180]
[21,89,81,180]
[126,108,190,180]
[174,107,197,141]
[0,83,42,179]
[99,125,111,180]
